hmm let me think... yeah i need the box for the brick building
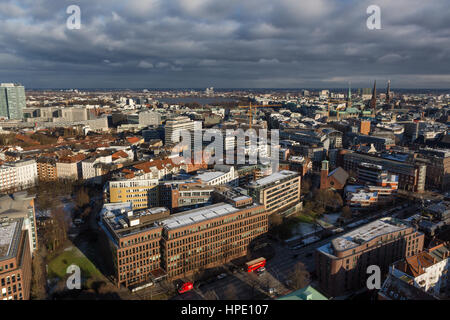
[100,200,268,289]
[315,217,424,297]
[0,218,32,300]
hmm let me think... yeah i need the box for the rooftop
[0,218,22,261]
[161,202,258,230]
[250,170,298,187]
[331,218,409,252]
[195,171,226,183]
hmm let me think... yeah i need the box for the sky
[0,0,449,89]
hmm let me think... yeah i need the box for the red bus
[178,282,194,294]
[245,257,266,272]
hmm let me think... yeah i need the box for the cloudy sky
[0,0,449,88]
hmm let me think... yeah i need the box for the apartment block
[315,217,424,297]
[56,154,85,180]
[385,242,450,299]
[248,170,301,215]
[36,158,58,182]
[0,160,37,193]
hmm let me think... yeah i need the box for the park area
[47,245,102,280]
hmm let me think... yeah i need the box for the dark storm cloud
[0,0,449,88]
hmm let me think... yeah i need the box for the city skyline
[0,0,450,88]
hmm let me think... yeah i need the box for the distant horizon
[23,87,450,92]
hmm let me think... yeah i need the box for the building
[56,154,85,180]
[0,160,38,193]
[36,158,58,182]
[159,180,214,212]
[139,110,161,127]
[81,154,113,183]
[320,160,349,190]
[277,285,328,300]
[195,165,238,186]
[343,151,426,192]
[415,148,450,191]
[0,217,32,300]
[100,201,268,288]
[315,217,424,297]
[105,178,159,210]
[248,170,301,215]
[164,116,201,146]
[0,83,26,120]
[386,242,450,299]
[0,192,38,253]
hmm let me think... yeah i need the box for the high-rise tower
[0,83,26,120]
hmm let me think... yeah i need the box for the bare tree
[31,247,47,300]
[287,262,310,290]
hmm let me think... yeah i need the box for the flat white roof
[195,171,226,182]
[162,202,245,230]
[0,221,18,258]
[331,218,408,251]
[252,170,297,187]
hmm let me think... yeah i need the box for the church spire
[386,80,391,104]
[370,80,377,115]
[347,82,352,108]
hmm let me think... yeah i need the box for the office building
[0,192,38,253]
[100,201,268,288]
[0,83,26,120]
[0,217,32,300]
[248,170,301,215]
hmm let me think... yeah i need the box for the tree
[301,178,312,194]
[313,189,343,210]
[31,247,47,300]
[287,262,310,290]
[76,187,90,209]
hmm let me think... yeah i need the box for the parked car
[217,273,227,280]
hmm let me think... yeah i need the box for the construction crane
[238,102,282,129]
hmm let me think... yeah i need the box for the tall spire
[370,80,377,114]
[347,82,352,108]
[386,80,391,104]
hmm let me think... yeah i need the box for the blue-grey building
[0,83,26,120]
